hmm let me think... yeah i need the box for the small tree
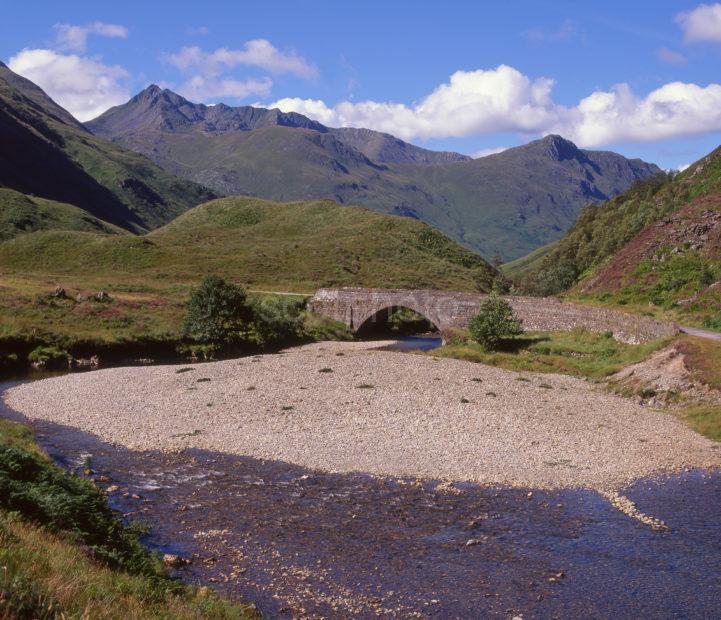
[468,291,523,351]
[182,276,252,347]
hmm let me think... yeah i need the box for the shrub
[250,297,305,347]
[27,345,70,368]
[468,291,523,351]
[182,276,252,348]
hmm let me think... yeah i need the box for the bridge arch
[353,304,441,337]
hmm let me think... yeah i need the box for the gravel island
[6,341,720,490]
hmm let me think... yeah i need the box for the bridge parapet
[308,287,679,344]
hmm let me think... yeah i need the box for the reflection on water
[381,335,442,352]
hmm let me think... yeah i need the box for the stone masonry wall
[308,288,679,344]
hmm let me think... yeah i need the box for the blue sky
[3,0,721,169]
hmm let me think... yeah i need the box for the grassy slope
[0,187,127,241]
[516,144,721,327]
[500,242,556,277]
[0,63,215,232]
[0,418,255,618]
[0,196,496,292]
[0,196,496,348]
[432,328,668,380]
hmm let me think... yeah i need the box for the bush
[0,443,156,575]
[182,276,252,348]
[468,292,523,351]
[250,297,305,347]
[27,345,70,368]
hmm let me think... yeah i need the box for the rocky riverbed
[6,341,720,490]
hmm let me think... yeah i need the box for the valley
[1,9,721,617]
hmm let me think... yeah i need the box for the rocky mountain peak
[539,134,581,161]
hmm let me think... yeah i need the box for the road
[680,325,721,342]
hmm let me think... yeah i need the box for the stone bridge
[307,287,679,344]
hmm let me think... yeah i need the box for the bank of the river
[0,394,257,618]
[3,383,721,617]
[7,340,720,490]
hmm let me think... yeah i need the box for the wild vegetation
[467,291,523,351]
[0,194,495,371]
[0,418,255,618]
[433,328,668,380]
[513,144,721,329]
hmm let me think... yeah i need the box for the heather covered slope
[0,196,498,293]
[87,86,660,260]
[517,145,721,328]
[0,63,216,233]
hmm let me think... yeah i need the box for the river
[2,344,721,617]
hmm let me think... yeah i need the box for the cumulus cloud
[559,81,721,146]
[656,47,687,64]
[162,39,318,80]
[676,3,721,43]
[53,21,128,52]
[177,75,272,101]
[8,48,130,121]
[272,66,561,141]
[270,64,721,147]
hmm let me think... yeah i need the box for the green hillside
[0,62,216,232]
[501,242,556,278]
[516,145,721,328]
[0,196,496,293]
[0,188,126,241]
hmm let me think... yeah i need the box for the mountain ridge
[86,86,661,260]
[0,65,216,232]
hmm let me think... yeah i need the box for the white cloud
[8,48,130,121]
[677,163,691,171]
[471,146,509,158]
[676,3,721,43]
[270,65,721,147]
[177,75,272,101]
[162,39,318,80]
[53,21,128,52]
[656,47,687,65]
[272,65,562,141]
[560,81,721,146]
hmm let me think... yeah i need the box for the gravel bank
[6,341,720,489]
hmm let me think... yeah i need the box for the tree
[468,291,523,351]
[182,276,252,347]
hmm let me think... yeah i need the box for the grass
[0,196,496,294]
[431,328,669,380]
[676,337,721,390]
[0,419,255,618]
[0,194,493,370]
[680,405,721,442]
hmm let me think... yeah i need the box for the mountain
[0,196,498,293]
[0,188,126,241]
[87,86,661,260]
[327,127,471,165]
[515,144,721,328]
[0,63,216,233]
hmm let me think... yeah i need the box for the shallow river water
[2,353,721,617]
